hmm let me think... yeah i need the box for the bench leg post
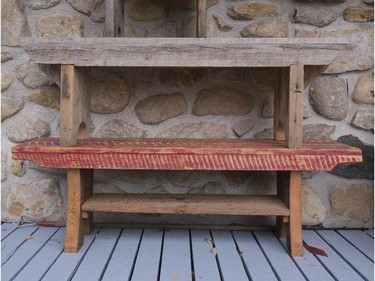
[276,171,288,238]
[82,169,93,235]
[64,168,89,253]
[288,171,303,256]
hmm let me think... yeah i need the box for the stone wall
[1,0,373,228]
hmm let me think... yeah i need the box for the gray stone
[352,75,374,104]
[157,122,228,138]
[363,0,374,3]
[67,0,103,16]
[351,109,374,130]
[241,19,288,38]
[171,0,218,10]
[145,21,177,37]
[36,14,84,38]
[1,52,13,62]
[332,135,373,179]
[1,95,25,122]
[211,69,244,81]
[309,77,348,120]
[6,115,50,143]
[303,124,335,141]
[135,93,187,125]
[1,0,31,46]
[193,86,254,116]
[213,14,233,32]
[163,171,200,188]
[128,0,165,21]
[189,181,227,194]
[322,33,373,74]
[91,74,131,114]
[159,68,204,88]
[261,97,309,119]
[232,119,255,137]
[1,73,13,92]
[16,61,50,89]
[2,153,7,182]
[11,160,25,177]
[254,127,273,139]
[330,184,374,223]
[89,0,105,22]
[124,25,135,37]
[5,179,62,219]
[344,6,374,22]
[26,0,61,9]
[221,171,249,188]
[293,7,337,27]
[96,119,145,138]
[302,186,327,226]
[227,3,278,20]
[248,68,276,91]
[295,28,318,38]
[148,185,169,194]
[28,87,60,110]
[182,16,213,38]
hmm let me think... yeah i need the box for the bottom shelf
[81,193,290,216]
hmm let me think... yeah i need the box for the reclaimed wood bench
[13,37,362,256]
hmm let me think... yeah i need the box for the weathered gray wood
[72,228,122,281]
[197,0,207,37]
[253,231,305,280]
[13,228,65,281]
[105,0,124,37]
[2,227,58,281]
[191,230,221,281]
[232,231,278,281]
[131,229,163,281]
[211,230,249,281]
[160,230,192,281]
[1,223,19,241]
[41,229,99,281]
[20,37,349,67]
[101,229,143,281]
[82,194,290,216]
[338,230,374,261]
[303,230,363,281]
[317,230,374,280]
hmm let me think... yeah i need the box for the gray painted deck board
[317,230,374,280]
[364,229,374,238]
[101,229,143,281]
[303,230,364,281]
[1,223,19,241]
[338,230,374,261]
[1,224,373,281]
[232,231,278,281]
[191,229,221,281]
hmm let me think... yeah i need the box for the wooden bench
[13,37,362,256]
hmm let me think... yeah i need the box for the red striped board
[12,138,362,171]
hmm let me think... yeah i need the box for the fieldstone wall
[1,0,373,228]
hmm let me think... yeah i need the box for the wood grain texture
[60,65,91,146]
[20,37,348,67]
[288,171,303,256]
[105,0,124,37]
[81,169,93,236]
[13,138,362,171]
[82,194,290,216]
[197,0,207,37]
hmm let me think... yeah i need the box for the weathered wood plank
[13,227,65,281]
[101,229,143,281]
[82,194,289,216]
[71,228,122,281]
[288,171,303,256]
[197,0,207,37]
[191,230,221,281]
[232,231,278,281]
[131,229,163,281]
[2,227,58,281]
[211,230,249,281]
[12,138,362,171]
[160,230,192,281]
[317,230,374,280]
[1,223,19,241]
[20,37,349,67]
[105,0,124,37]
[41,229,99,281]
[303,230,363,281]
[338,230,374,261]
[253,231,305,280]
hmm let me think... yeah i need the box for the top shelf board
[20,37,349,68]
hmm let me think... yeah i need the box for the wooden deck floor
[1,223,373,281]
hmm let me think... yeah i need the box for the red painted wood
[12,138,362,171]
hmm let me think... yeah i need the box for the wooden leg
[197,0,207,37]
[288,171,303,256]
[82,169,93,235]
[276,171,288,238]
